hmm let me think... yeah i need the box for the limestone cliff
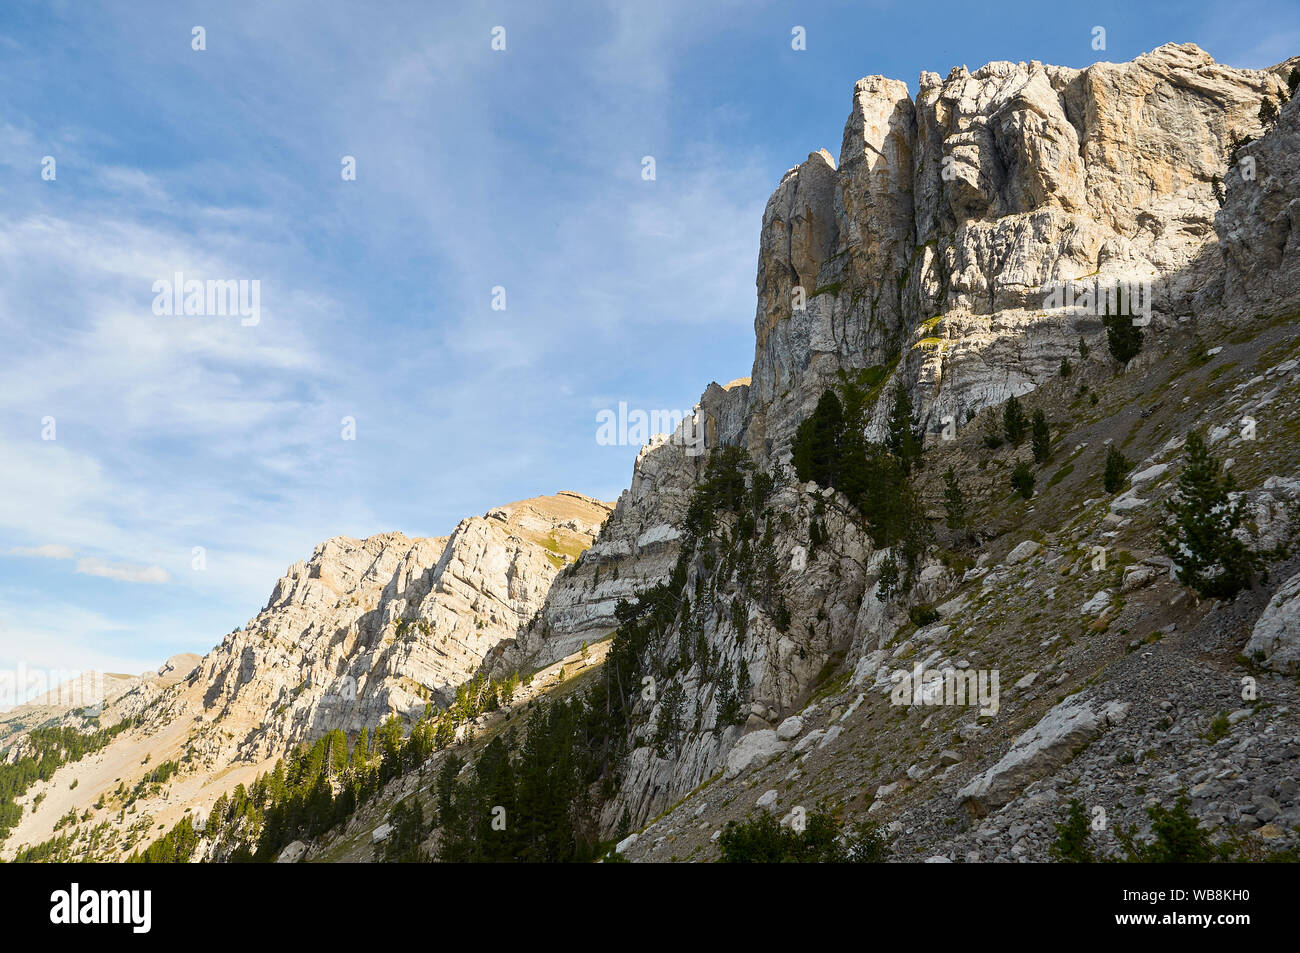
[0,492,610,858]
[512,44,1300,836]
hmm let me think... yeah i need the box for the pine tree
[982,411,1004,449]
[792,390,844,488]
[1030,410,1050,465]
[435,753,466,861]
[898,485,934,582]
[1049,799,1095,863]
[1259,96,1279,125]
[1116,796,1221,863]
[1002,394,1028,445]
[382,798,427,862]
[716,658,741,726]
[875,553,900,603]
[433,715,455,750]
[1059,356,1072,377]
[1159,431,1261,599]
[352,727,369,770]
[328,729,348,777]
[1103,293,1143,365]
[885,384,922,475]
[1103,445,1129,494]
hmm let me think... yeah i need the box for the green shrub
[1104,294,1144,365]
[1116,796,1225,863]
[1011,461,1034,499]
[1049,798,1095,863]
[718,810,889,863]
[875,553,900,604]
[908,604,940,627]
[1003,394,1028,445]
[1031,410,1050,465]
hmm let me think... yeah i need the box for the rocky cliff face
[509,44,1300,836]
[502,382,751,670]
[1217,85,1300,316]
[0,492,611,857]
[744,44,1296,463]
[180,492,610,764]
[543,49,1295,673]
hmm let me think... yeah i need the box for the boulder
[1006,540,1042,565]
[958,695,1129,816]
[1245,570,1300,672]
[775,715,804,741]
[724,730,787,780]
[275,840,308,863]
[1080,590,1112,615]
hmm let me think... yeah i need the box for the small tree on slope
[1159,431,1261,599]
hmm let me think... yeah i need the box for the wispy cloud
[75,558,169,585]
[8,544,76,560]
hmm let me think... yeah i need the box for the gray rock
[1245,569,1300,673]
[776,715,804,741]
[1006,540,1042,565]
[724,730,788,780]
[958,695,1130,816]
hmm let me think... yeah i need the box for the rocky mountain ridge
[0,492,610,859]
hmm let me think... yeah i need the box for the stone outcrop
[741,44,1295,462]
[182,492,611,763]
[503,382,750,670]
[1216,88,1300,319]
[1246,569,1300,673]
[958,695,1129,816]
[50,492,611,778]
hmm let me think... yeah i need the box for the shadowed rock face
[1218,87,1300,317]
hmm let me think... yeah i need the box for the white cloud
[76,558,169,585]
[7,544,75,560]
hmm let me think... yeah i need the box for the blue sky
[1,0,1295,687]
